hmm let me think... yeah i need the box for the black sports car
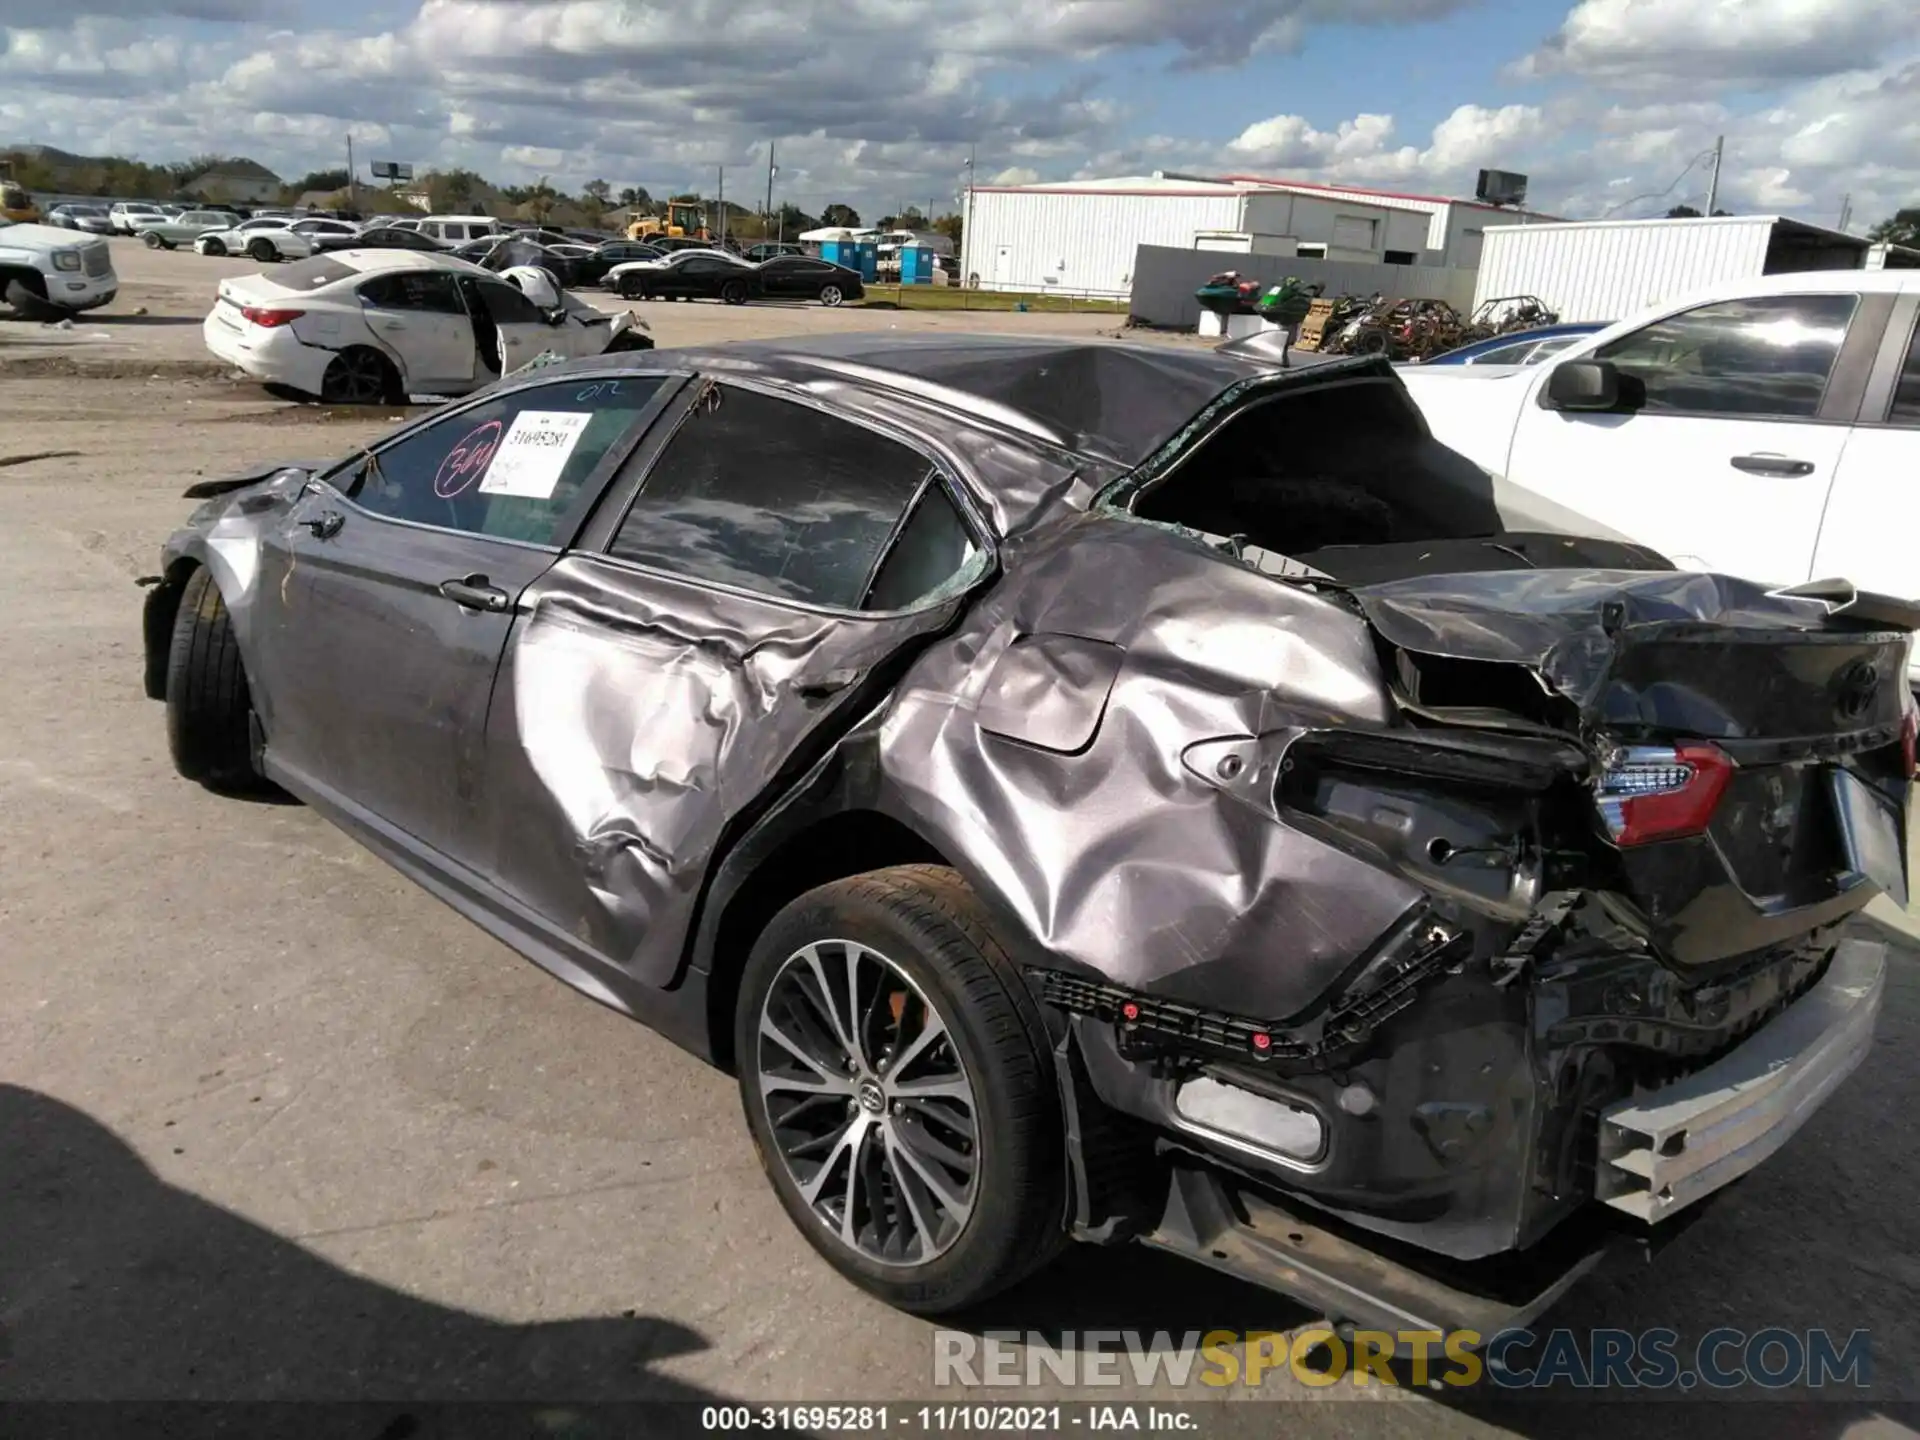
[143,333,1915,1330]
[752,254,864,306]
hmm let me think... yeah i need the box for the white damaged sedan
[203,249,652,404]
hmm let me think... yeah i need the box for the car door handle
[1730,453,1815,477]
[438,575,511,612]
[304,510,344,539]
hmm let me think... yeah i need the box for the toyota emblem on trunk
[1833,658,1880,722]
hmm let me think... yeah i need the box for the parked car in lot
[752,254,863,306]
[195,216,355,262]
[144,334,1915,1329]
[1397,270,1920,688]
[0,217,118,318]
[572,241,665,289]
[1416,321,1609,366]
[201,249,650,403]
[109,202,168,235]
[135,209,240,249]
[46,204,114,235]
[743,242,805,262]
[606,248,756,302]
[346,226,450,254]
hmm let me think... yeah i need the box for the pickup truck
[0,218,118,319]
[1397,269,1920,688]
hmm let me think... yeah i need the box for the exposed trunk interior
[1124,375,1668,582]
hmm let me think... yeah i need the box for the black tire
[246,237,277,263]
[165,568,263,791]
[319,347,397,405]
[618,276,646,300]
[818,284,844,307]
[3,274,62,322]
[720,278,748,306]
[142,231,163,248]
[735,864,1066,1315]
[201,238,228,256]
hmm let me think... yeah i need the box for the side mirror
[1542,358,1621,411]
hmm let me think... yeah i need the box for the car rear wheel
[319,346,398,405]
[246,238,277,263]
[720,279,749,305]
[142,231,163,248]
[735,864,1066,1315]
[200,237,227,256]
[166,568,265,791]
[818,284,845,307]
[618,277,647,300]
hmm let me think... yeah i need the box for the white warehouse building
[958,171,1556,297]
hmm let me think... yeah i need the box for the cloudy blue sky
[3,0,1918,226]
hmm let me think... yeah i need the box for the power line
[1601,145,1721,219]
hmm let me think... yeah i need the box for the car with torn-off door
[201,249,650,404]
[141,334,1916,1332]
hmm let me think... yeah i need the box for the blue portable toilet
[900,244,934,285]
[851,239,879,282]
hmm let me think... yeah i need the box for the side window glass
[608,385,945,608]
[1889,315,1920,427]
[864,486,982,611]
[1594,294,1858,418]
[333,376,667,545]
[359,272,463,314]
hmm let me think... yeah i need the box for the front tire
[142,231,163,248]
[3,275,62,321]
[736,865,1066,1315]
[720,278,748,305]
[818,284,844,307]
[165,568,264,791]
[201,238,228,257]
[246,238,277,263]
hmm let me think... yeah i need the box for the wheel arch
[699,803,951,1073]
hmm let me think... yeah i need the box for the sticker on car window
[478,410,593,498]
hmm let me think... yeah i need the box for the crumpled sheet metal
[876,515,1426,1020]
[1352,567,1903,717]
[505,553,962,986]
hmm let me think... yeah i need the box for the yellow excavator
[1,161,42,223]
[626,201,711,243]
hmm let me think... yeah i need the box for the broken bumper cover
[1596,935,1886,1223]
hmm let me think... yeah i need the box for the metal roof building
[959,172,1557,298]
[1472,215,1920,322]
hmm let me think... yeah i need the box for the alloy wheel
[755,939,979,1267]
[819,285,844,307]
[323,350,390,404]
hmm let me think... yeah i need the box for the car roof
[583,333,1369,468]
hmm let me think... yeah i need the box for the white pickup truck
[0,218,119,319]
[1398,269,1918,686]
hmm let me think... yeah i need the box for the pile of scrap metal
[1254,277,1324,328]
[1318,296,1466,361]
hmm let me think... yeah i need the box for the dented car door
[260,373,678,867]
[474,379,992,986]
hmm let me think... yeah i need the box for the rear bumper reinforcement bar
[1596,935,1886,1224]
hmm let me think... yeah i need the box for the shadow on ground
[0,1084,800,1435]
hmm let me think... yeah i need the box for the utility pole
[716,164,726,244]
[1839,193,1854,231]
[345,133,356,212]
[764,140,775,238]
[963,144,976,286]
[1705,134,1724,216]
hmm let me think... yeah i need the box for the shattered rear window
[271,257,359,291]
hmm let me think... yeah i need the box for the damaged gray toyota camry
[141,332,1917,1333]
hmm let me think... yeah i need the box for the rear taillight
[241,306,303,327]
[1594,743,1734,847]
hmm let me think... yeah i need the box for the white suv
[1396,269,1920,686]
[0,218,119,317]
